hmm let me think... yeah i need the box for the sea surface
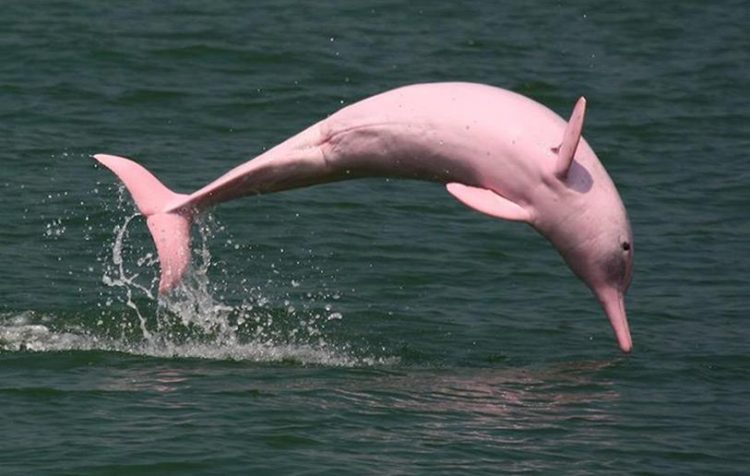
[1,1,748,474]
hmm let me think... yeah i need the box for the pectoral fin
[446,183,530,222]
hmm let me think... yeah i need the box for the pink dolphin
[95,82,634,352]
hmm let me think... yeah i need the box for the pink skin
[95,82,633,352]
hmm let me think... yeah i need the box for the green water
[1,1,748,474]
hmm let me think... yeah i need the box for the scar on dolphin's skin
[95,82,634,352]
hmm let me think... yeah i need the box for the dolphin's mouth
[598,288,632,353]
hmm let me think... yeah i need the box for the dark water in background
[1,1,748,474]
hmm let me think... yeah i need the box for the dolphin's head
[538,97,634,352]
[555,203,634,353]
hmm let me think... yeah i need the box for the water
[1,1,748,474]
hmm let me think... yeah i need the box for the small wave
[0,316,394,367]
[0,318,95,353]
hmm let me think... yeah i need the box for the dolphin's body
[95,82,634,352]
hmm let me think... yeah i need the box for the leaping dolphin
[94,82,634,352]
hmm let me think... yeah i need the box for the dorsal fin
[554,97,587,179]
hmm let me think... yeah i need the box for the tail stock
[94,154,192,294]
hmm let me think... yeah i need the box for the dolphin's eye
[622,241,631,251]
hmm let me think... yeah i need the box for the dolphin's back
[320,82,564,189]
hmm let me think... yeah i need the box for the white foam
[0,309,397,366]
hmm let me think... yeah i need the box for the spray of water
[2,184,395,366]
[99,207,358,363]
[101,213,155,339]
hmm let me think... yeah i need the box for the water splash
[101,213,155,339]
[15,195,394,367]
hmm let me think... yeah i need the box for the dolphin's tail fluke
[94,154,192,294]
